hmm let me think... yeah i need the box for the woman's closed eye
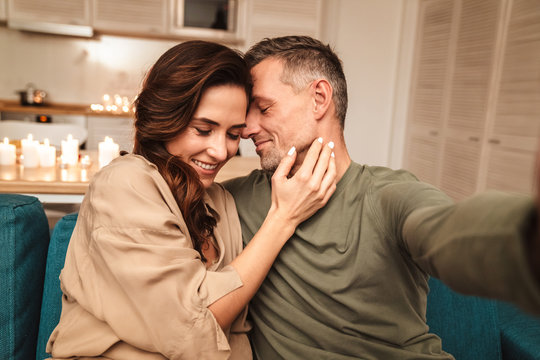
[195,127,212,136]
[227,132,240,140]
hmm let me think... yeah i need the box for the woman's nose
[207,136,228,161]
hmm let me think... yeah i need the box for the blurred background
[0,0,539,209]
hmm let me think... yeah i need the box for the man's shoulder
[362,164,419,183]
[358,164,451,208]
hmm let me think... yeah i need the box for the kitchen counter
[0,154,261,203]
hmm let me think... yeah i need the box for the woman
[46,41,336,359]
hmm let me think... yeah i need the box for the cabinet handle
[468,136,479,142]
[488,138,501,145]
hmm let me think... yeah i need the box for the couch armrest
[0,194,50,360]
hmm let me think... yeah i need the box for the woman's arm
[209,138,336,329]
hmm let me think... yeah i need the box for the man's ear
[312,79,333,120]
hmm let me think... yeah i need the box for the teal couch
[1,193,540,360]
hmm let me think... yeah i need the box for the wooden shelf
[0,99,133,117]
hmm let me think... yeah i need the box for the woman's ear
[312,79,333,120]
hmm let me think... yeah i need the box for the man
[224,35,540,359]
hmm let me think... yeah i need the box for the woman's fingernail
[331,152,335,158]
[317,137,323,143]
[328,141,335,149]
[288,146,296,156]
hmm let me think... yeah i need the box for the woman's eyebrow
[192,117,246,128]
[192,117,218,125]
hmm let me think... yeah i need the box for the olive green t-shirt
[224,162,540,360]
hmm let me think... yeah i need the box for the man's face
[243,58,317,172]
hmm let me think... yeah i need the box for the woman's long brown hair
[133,41,251,262]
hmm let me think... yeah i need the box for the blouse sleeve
[70,158,243,357]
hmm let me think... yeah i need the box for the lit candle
[0,137,16,166]
[114,94,122,106]
[80,155,91,169]
[61,134,79,166]
[98,136,120,168]
[21,134,40,168]
[38,138,56,167]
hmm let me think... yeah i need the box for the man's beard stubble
[260,147,282,172]
[259,142,310,174]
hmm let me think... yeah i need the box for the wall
[0,28,181,104]
[322,0,412,168]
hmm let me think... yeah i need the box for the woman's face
[166,85,247,188]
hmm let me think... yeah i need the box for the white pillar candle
[61,134,79,166]
[80,155,92,169]
[38,138,57,167]
[98,136,120,168]
[0,137,16,166]
[21,134,40,168]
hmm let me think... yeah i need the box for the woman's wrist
[265,205,297,240]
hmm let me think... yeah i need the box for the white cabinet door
[7,0,92,37]
[439,134,483,201]
[404,126,442,186]
[404,0,539,200]
[479,0,540,195]
[404,0,455,187]
[93,0,168,36]
[437,0,503,200]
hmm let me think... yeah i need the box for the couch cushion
[0,194,50,360]
[36,212,77,360]
[497,301,540,360]
[426,277,502,360]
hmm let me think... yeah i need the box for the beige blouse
[47,154,252,360]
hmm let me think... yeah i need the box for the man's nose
[242,109,260,139]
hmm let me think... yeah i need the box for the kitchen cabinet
[7,0,93,37]
[404,0,540,201]
[92,0,168,37]
[5,0,246,42]
[3,0,322,45]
